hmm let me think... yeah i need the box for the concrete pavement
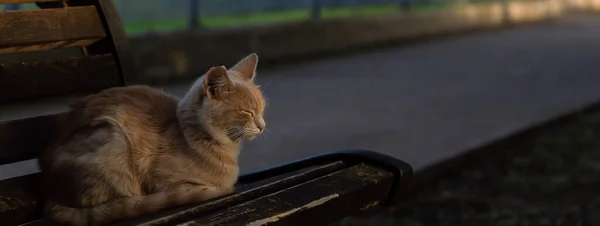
[1,15,600,179]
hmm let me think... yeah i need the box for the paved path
[2,15,600,179]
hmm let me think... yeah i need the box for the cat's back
[39,86,180,204]
[72,85,179,122]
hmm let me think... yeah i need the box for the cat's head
[200,53,267,143]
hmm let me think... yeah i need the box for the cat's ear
[203,66,233,100]
[230,53,258,81]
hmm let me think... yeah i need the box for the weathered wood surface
[180,164,394,226]
[0,161,353,226]
[0,6,105,53]
[0,150,406,226]
[0,174,42,226]
[0,54,121,103]
[0,0,58,3]
[0,113,65,165]
[0,47,84,64]
[68,0,140,85]
[119,161,348,225]
[0,1,137,225]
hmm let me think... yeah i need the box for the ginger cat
[38,54,266,226]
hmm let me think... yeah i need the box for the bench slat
[0,174,41,226]
[0,149,409,226]
[0,113,64,165]
[0,161,348,225]
[0,6,105,54]
[121,161,348,225]
[0,54,121,104]
[182,163,394,226]
[68,0,140,85]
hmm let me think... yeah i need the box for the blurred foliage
[0,0,493,35]
[120,1,467,34]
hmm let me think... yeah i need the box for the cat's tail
[47,186,230,226]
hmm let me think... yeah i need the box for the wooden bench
[0,1,414,225]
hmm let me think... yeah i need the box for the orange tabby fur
[38,54,266,226]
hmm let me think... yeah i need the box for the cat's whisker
[253,133,269,144]
[231,132,244,142]
[227,129,247,143]
[264,128,275,137]
[255,128,274,144]
[202,128,235,150]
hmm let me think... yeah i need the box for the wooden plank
[0,0,58,3]
[68,0,140,85]
[0,6,105,54]
[0,174,42,226]
[119,161,349,225]
[0,54,122,104]
[180,164,394,226]
[0,47,84,64]
[0,113,65,165]
[0,161,348,225]
[0,154,401,225]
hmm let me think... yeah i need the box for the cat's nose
[256,117,266,132]
[257,124,265,132]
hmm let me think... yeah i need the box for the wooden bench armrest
[117,150,413,226]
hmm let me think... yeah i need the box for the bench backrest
[0,0,135,225]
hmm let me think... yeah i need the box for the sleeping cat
[38,53,266,226]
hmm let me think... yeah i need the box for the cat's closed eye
[241,110,254,116]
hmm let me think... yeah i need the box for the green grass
[123,9,310,35]
[2,1,491,35]
[204,9,310,28]
[124,20,189,34]
[321,3,402,19]
[122,2,464,35]
[410,1,462,12]
[2,2,476,35]
[3,2,466,35]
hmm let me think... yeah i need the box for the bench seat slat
[0,54,121,103]
[0,150,410,226]
[181,163,394,226]
[0,113,64,165]
[0,161,348,226]
[0,174,41,226]
[0,6,105,54]
[121,161,348,225]
[0,1,138,225]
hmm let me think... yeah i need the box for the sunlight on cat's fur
[38,54,266,226]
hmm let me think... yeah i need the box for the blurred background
[3,0,457,34]
[2,0,600,225]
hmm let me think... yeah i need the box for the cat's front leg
[166,182,234,204]
[49,183,235,226]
